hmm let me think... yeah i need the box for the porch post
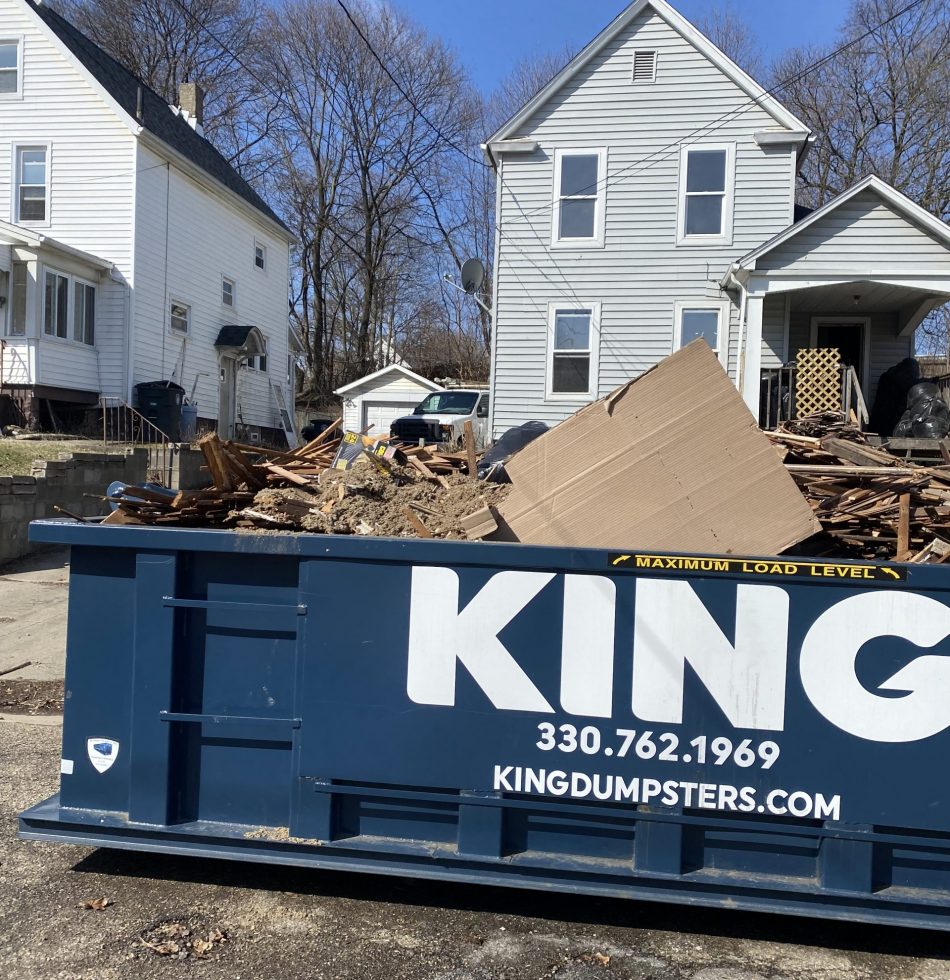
[741,294,764,415]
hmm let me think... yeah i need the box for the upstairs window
[547,305,600,399]
[0,39,21,97]
[632,49,657,83]
[552,148,606,247]
[677,144,734,245]
[15,145,48,223]
[254,242,266,271]
[222,277,235,307]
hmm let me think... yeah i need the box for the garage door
[362,400,419,437]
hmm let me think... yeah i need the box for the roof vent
[632,49,657,83]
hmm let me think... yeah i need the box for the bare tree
[695,4,763,77]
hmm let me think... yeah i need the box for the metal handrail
[99,396,172,484]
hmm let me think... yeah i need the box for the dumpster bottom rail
[20,790,950,932]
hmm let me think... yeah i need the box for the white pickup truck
[389,389,490,449]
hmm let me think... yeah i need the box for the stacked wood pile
[102,419,488,535]
[769,415,950,563]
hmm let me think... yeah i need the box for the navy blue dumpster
[19,519,950,930]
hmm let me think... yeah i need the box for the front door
[813,319,868,386]
[218,356,237,439]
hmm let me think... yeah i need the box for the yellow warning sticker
[607,553,906,582]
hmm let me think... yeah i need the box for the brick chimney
[177,82,205,133]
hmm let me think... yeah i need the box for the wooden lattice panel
[795,348,841,418]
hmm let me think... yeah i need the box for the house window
[547,305,600,398]
[254,242,266,271]
[248,351,267,372]
[0,39,21,96]
[552,148,606,247]
[15,145,48,223]
[677,144,734,244]
[43,270,69,338]
[222,277,235,307]
[170,300,190,334]
[673,300,730,367]
[632,49,657,83]
[73,281,95,346]
[9,263,26,336]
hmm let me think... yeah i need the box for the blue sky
[402,0,851,92]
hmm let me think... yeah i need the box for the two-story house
[0,0,296,444]
[485,0,950,437]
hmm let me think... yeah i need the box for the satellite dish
[460,258,485,295]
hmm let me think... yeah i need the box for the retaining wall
[0,449,148,566]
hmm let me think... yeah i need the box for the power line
[498,0,929,231]
[335,0,488,170]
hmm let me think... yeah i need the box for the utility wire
[335,0,488,169]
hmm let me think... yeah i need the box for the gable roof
[486,0,810,151]
[734,175,950,272]
[334,364,443,396]
[24,0,289,235]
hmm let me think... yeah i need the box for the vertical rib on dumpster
[129,551,178,825]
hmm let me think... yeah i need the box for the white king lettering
[406,566,950,744]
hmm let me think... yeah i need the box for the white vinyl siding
[757,190,950,274]
[551,148,606,248]
[0,36,22,98]
[490,6,796,435]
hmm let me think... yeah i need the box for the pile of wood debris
[769,415,950,563]
[103,420,507,540]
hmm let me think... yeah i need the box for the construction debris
[769,415,950,562]
[104,422,508,540]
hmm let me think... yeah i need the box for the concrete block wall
[0,449,148,566]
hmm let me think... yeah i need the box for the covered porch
[724,176,950,431]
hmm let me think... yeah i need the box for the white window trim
[169,298,191,335]
[254,240,267,272]
[222,275,236,309]
[676,142,735,247]
[40,264,97,348]
[673,299,731,368]
[631,48,657,83]
[0,37,23,100]
[12,140,52,226]
[550,147,607,250]
[545,302,601,401]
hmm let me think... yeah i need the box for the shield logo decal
[86,738,120,774]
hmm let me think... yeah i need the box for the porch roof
[0,219,113,273]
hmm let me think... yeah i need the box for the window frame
[0,37,23,100]
[13,141,51,225]
[222,276,235,308]
[676,142,735,247]
[38,265,98,346]
[550,147,607,249]
[42,267,70,341]
[254,240,267,272]
[8,262,27,337]
[545,302,601,401]
[169,299,191,335]
[72,277,96,346]
[672,298,731,368]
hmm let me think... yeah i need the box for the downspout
[736,281,748,396]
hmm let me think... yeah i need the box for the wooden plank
[402,506,433,538]
[198,433,232,491]
[463,421,478,480]
[786,465,924,477]
[897,493,911,559]
[819,438,899,468]
[262,462,317,488]
[295,418,342,457]
[221,443,267,490]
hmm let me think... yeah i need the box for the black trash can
[135,380,184,442]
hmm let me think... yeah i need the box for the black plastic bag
[907,382,940,408]
[478,421,548,483]
[913,415,950,439]
[894,412,914,437]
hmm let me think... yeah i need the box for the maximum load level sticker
[607,553,907,582]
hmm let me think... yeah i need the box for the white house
[335,364,442,437]
[485,0,950,437]
[0,0,296,443]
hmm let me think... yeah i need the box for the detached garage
[335,365,443,437]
